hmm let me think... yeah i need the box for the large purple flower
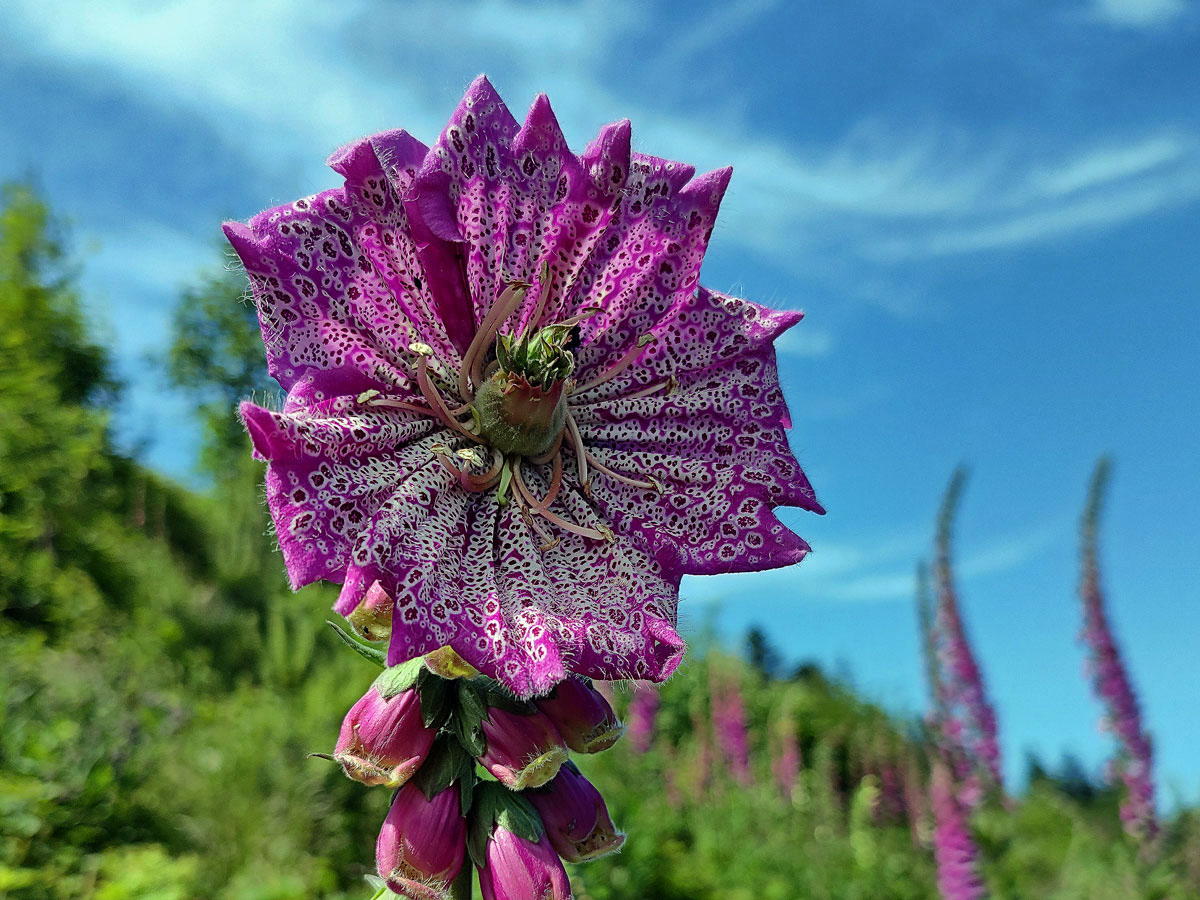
[226,76,822,698]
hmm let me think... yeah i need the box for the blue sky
[2,0,1197,801]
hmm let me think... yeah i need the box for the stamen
[572,334,656,395]
[415,354,481,443]
[564,411,589,495]
[514,491,560,551]
[620,374,676,402]
[511,458,562,511]
[583,450,664,493]
[533,502,613,543]
[431,444,503,492]
[557,306,603,329]
[461,284,529,398]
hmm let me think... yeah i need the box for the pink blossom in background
[711,668,752,785]
[627,681,660,754]
[225,75,823,698]
[771,709,801,802]
[1079,459,1157,842]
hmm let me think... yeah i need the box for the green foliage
[3,182,1200,899]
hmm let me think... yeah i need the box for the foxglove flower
[477,826,571,900]
[1079,459,1156,841]
[226,75,823,698]
[478,705,568,790]
[528,762,625,862]
[534,676,623,753]
[335,684,435,787]
[376,781,466,900]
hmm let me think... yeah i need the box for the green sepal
[364,874,390,900]
[477,676,536,716]
[371,656,424,699]
[496,459,513,507]
[452,679,488,758]
[411,734,475,802]
[459,766,476,818]
[327,620,387,667]
[466,781,545,870]
[417,671,454,730]
[495,334,511,371]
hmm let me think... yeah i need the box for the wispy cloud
[9,0,1199,288]
[1087,0,1190,28]
[683,521,1062,606]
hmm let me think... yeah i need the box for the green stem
[450,862,472,900]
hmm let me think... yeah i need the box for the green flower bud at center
[473,322,577,457]
[474,373,568,457]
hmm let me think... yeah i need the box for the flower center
[474,371,568,457]
[471,321,577,458]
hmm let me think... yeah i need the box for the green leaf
[459,767,477,818]
[372,656,425,699]
[496,790,544,843]
[411,735,473,802]
[453,680,488,758]
[326,620,387,667]
[417,672,454,729]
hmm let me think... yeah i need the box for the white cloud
[1088,0,1189,28]
[682,522,1061,606]
[7,0,1200,300]
[776,325,835,359]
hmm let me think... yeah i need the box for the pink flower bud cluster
[1079,460,1157,842]
[332,659,626,899]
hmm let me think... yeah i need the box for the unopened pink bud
[347,580,394,642]
[528,764,625,862]
[479,707,568,791]
[376,781,466,900]
[535,676,624,753]
[335,685,435,788]
[477,827,571,900]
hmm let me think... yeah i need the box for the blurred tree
[167,259,279,475]
[745,625,782,682]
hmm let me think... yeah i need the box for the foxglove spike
[1079,458,1157,842]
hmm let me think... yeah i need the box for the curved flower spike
[227,76,823,698]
